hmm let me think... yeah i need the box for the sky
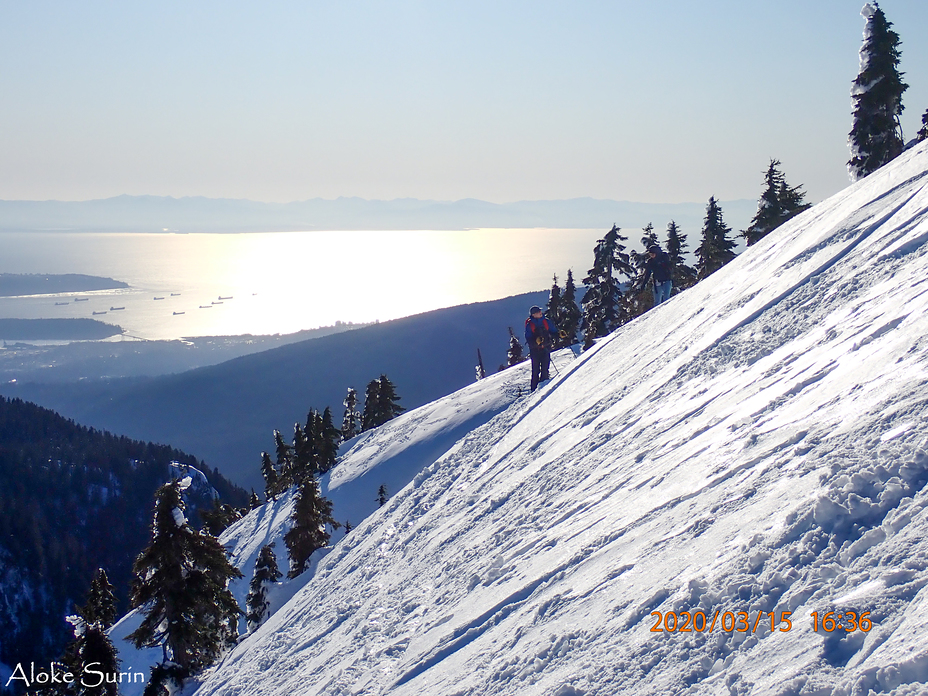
[0,0,925,206]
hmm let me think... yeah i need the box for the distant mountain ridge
[0,194,756,234]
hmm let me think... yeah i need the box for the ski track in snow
[114,141,928,696]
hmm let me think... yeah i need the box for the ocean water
[0,229,603,340]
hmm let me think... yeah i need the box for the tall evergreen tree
[581,224,634,347]
[742,159,810,246]
[284,477,339,578]
[558,269,582,347]
[665,221,696,293]
[848,2,908,181]
[546,275,564,347]
[375,375,405,425]
[627,223,660,320]
[696,197,737,280]
[273,430,293,485]
[341,387,362,442]
[361,378,382,432]
[245,544,282,632]
[316,407,340,475]
[260,451,280,500]
[291,421,314,484]
[128,479,242,677]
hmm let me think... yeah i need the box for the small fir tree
[640,222,659,248]
[128,479,243,677]
[848,2,908,181]
[200,498,243,537]
[341,387,362,441]
[507,327,526,366]
[475,348,486,381]
[62,615,122,696]
[377,484,389,507]
[546,275,564,347]
[245,544,282,632]
[558,270,582,346]
[696,197,737,280]
[917,107,928,142]
[742,159,810,246]
[249,489,262,510]
[665,221,696,293]
[77,567,118,630]
[284,476,339,578]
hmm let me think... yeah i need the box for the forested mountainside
[0,396,247,671]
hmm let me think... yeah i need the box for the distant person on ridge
[641,244,674,305]
[525,305,559,392]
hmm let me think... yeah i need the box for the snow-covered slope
[129,141,928,695]
[110,353,561,691]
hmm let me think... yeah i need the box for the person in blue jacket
[641,244,674,305]
[525,305,558,392]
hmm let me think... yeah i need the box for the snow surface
[115,141,928,694]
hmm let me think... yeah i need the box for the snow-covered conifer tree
[375,375,405,425]
[507,327,526,366]
[128,479,243,677]
[742,160,810,246]
[341,387,362,441]
[918,107,928,142]
[581,224,633,347]
[62,615,122,696]
[291,421,314,484]
[558,270,582,346]
[547,275,563,348]
[316,407,340,475]
[245,544,282,632]
[665,221,696,293]
[260,451,280,500]
[284,476,339,578]
[696,197,737,280]
[848,2,908,181]
[273,429,293,487]
[77,567,117,630]
[361,378,381,432]
[200,498,242,537]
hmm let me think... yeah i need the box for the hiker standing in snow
[641,244,674,305]
[525,305,558,392]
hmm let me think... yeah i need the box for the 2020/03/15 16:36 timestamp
[650,610,874,634]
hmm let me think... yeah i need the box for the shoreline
[0,273,128,297]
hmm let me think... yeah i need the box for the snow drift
[123,140,928,695]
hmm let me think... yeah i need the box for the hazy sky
[1,1,925,205]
